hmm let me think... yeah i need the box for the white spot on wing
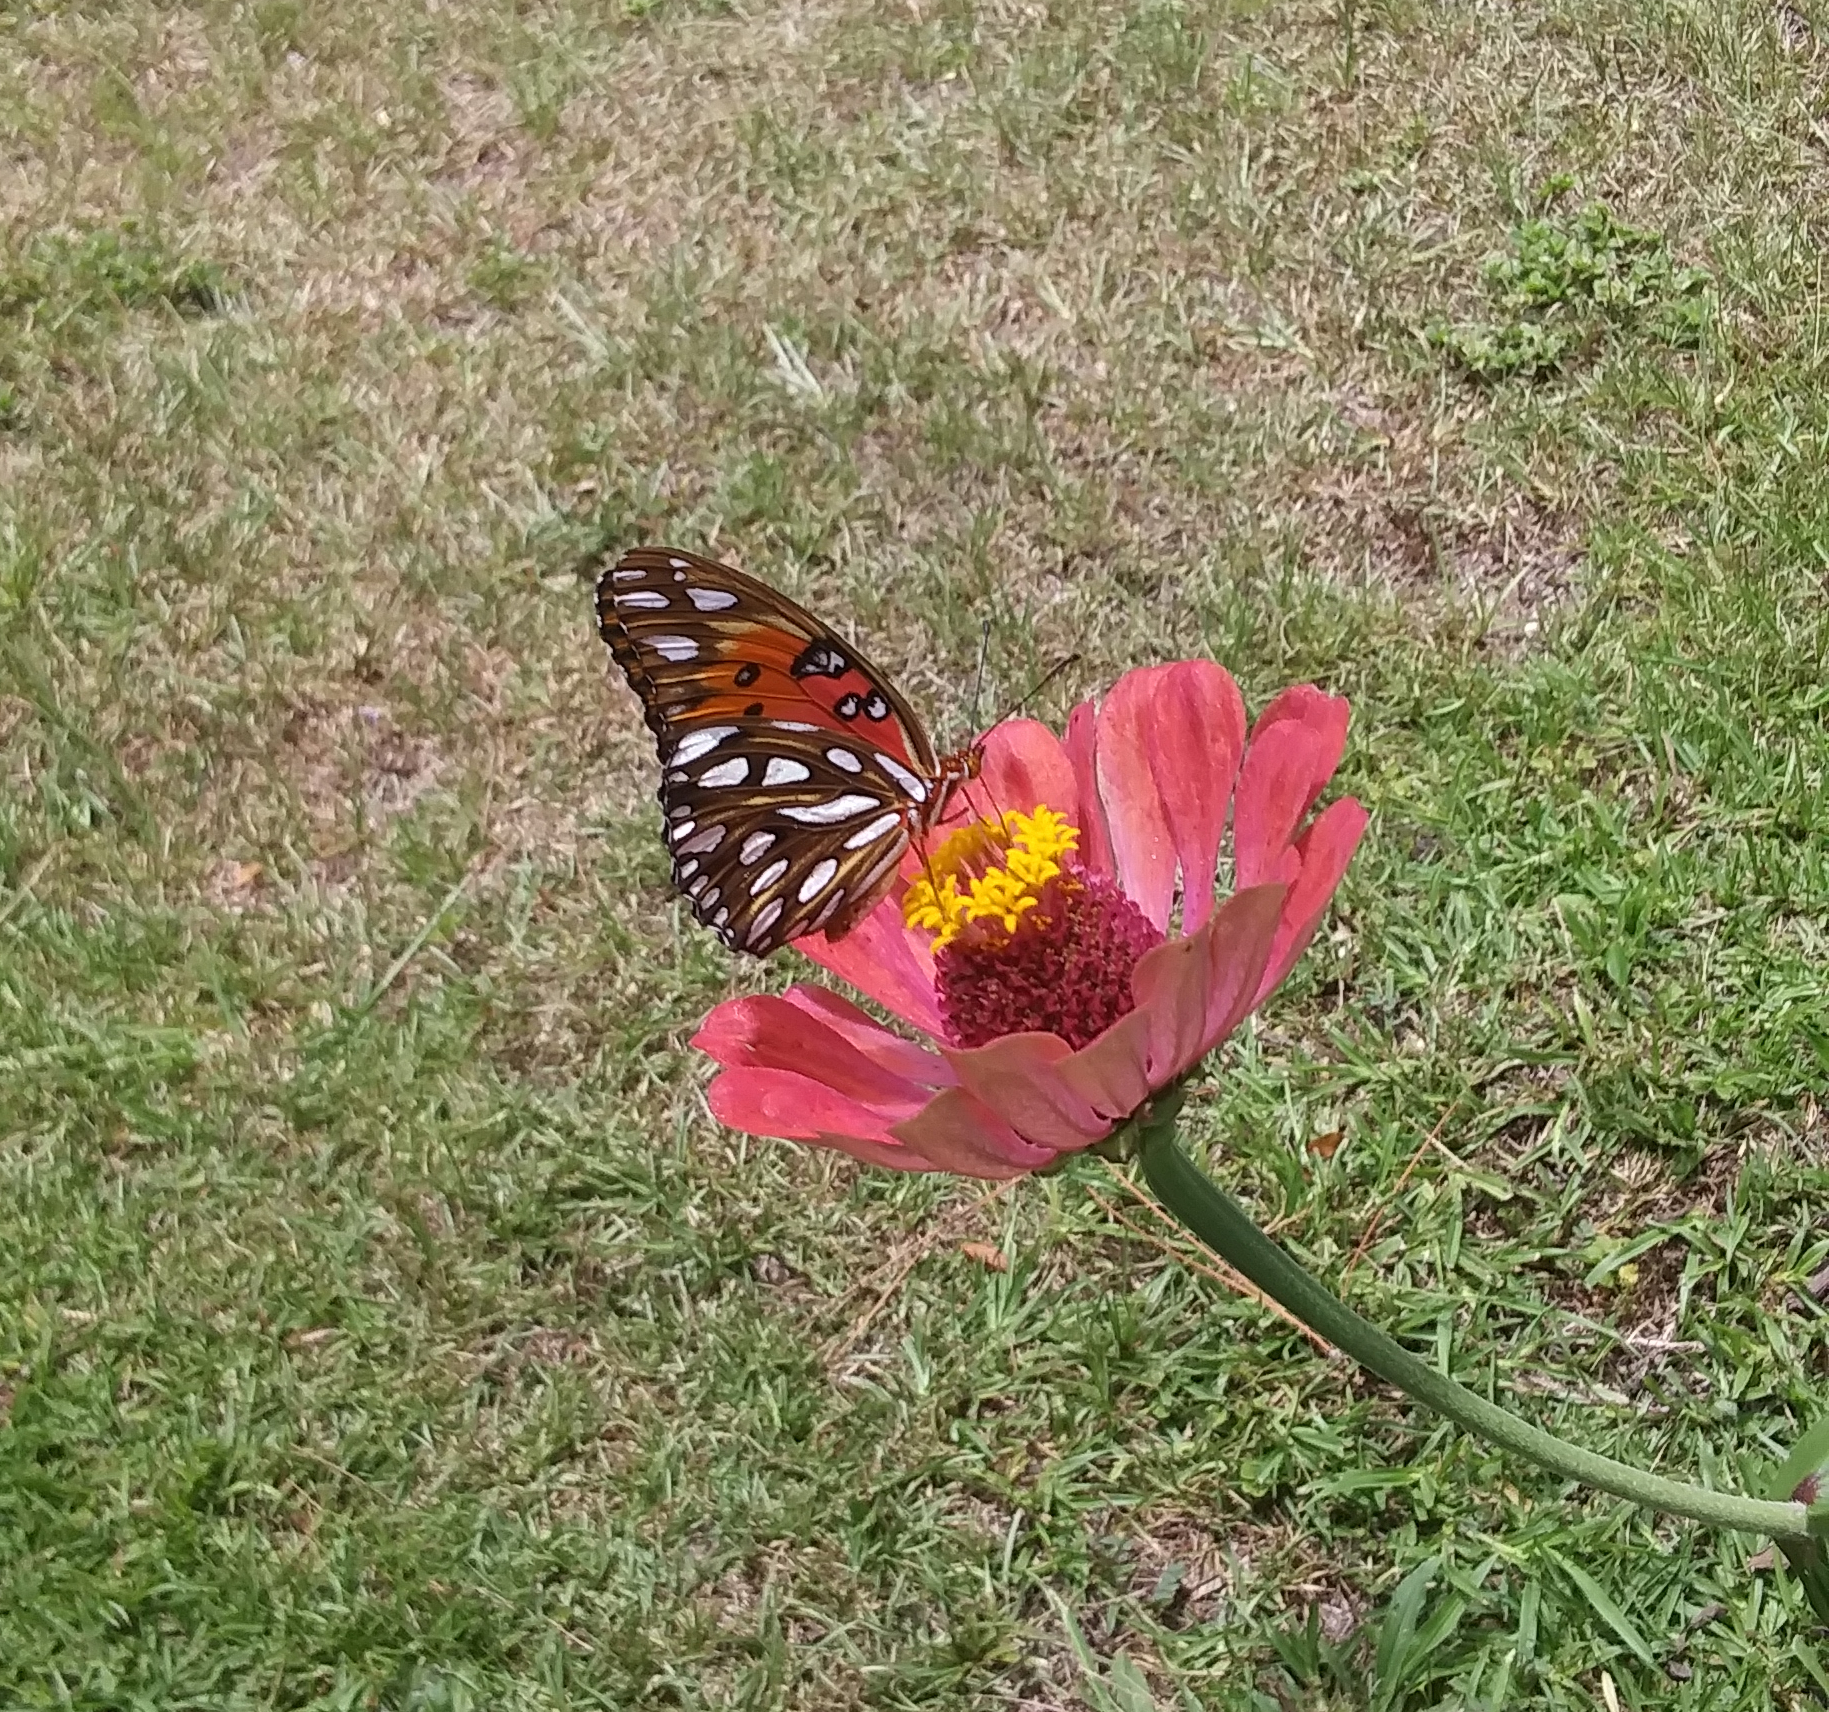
[771,720,819,733]
[677,859,700,882]
[751,858,789,895]
[687,875,710,898]
[843,810,903,849]
[738,831,775,865]
[798,858,839,903]
[762,757,812,786]
[875,753,928,802]
[686,587,739,611]
[667,818,695,844]
[699,756,750,788]
[747,898,785,945]
[852,844,904,903]
[668,557,689,568]
[781,793,878,825]
[712,907,730,928]
[650,635,699,662]
[670,725,737,767]
[809,888,845,931]
[615,590,670,609]
[612,567,645,582]
[826,747,863,773]
[678,823,727,854]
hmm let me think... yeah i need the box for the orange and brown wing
[595,545,950,954]
[596,546,938,771]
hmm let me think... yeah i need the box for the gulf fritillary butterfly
[596,546,983,955]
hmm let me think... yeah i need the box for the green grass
[7,0,1829,1704]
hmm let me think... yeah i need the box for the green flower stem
[1134,1095,1813,1541]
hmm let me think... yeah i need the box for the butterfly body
[596,546,981,955]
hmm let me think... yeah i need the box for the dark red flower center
[935,870,1163,1049]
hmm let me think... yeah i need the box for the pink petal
[943,1031,1110,1152]
[1128,883,1286,1082]
[891,1086,1058,1179]
[1125,930,1211,1088]
[692,995,933,1114]
[796,903,941,1037]
[1196,883,1289,1060]
[1234,718,1334,890]
[1063,699,1115,878]
[1147,660,1246,934]
[1252,684,1351,816]
[1233,687,1353,890]
[707,1068,948,1172]
[1052,1004,1154,1123]
[974,717,1081,825]
[706,1066,931,1157]
[1257,796,1368,1003]
[781,985,956,1088]
[790,1129,950,1174]
[1095,665,1179,930]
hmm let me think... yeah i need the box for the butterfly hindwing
[660,728,915,953]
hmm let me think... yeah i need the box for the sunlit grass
[5,0,1829,1705]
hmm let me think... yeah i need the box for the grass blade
[1551,1555,1655,1668]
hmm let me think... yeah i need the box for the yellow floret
[902,808,1082,949]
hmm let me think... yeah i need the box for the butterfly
[596,546,983,955]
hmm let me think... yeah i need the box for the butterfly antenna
[962,654,1082,850]
[967,620,992,733]
[978,776,1010,845]
[985,653,1081,730]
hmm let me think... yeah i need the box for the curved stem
[1135,1101,1811,1541]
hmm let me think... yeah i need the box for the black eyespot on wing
[744,701,764,717]
[834,691,862,719]
[734,662,761,688]
[791,641,849,679]
[864,693,890,721]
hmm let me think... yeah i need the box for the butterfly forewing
[597,548,938,769]
[596,546,974,956]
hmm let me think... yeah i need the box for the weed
[1431,201,1713,380]
[0,224,229,325]
[466,233,544,311]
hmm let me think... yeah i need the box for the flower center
[903,809,1163,1050]
[902,807,1080,948]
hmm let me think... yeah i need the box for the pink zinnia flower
[692,662,1368,1179]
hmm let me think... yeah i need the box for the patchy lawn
[6,0,1829,1705]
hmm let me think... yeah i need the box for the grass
[6,0,1829,1704]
